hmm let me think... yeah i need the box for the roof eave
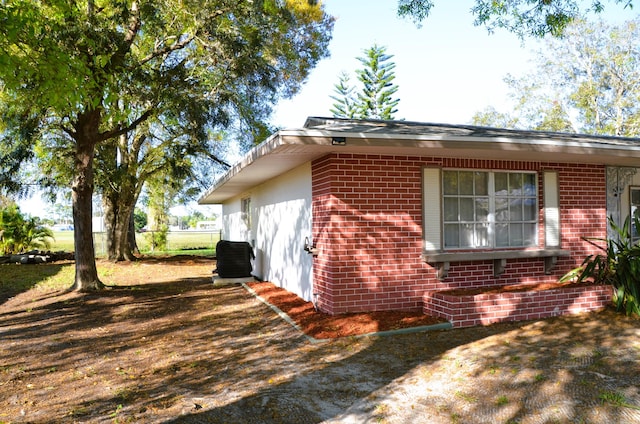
[198,128,640,204]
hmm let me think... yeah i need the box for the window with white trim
[630,186,640,243]
[442,170,538,249]
[241,197,251,230]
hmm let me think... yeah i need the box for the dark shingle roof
[303,116,640,147]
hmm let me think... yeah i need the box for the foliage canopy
[0,0,333,289]
[472,18,640,136]
[397,0,634,38]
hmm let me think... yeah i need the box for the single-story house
[199,117,640,327]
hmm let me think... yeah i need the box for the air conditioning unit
[214,240,255,278]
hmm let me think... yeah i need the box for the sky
[273,0,534,128]
[272,0,635,128]
[17,0,638,218]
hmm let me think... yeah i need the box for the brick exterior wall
[311,153,608,316]
[423,284,613,328]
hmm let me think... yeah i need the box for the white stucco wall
[221,162,314,301]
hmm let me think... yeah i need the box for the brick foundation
[423,284,612,328]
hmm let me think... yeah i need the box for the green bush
[0,205,54,254]
[561,216,640,316]
[143,225,169,252]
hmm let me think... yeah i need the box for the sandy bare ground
[1,257,640,423]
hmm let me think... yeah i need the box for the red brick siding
[423,284,613,328]
[311,155,334,311]
[311,154,607,315]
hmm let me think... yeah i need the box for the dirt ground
[1,256,640,423]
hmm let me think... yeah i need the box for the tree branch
[138,34,196,67]
[97,109,154,142]
[110,1,141,70]
[204,151,231,168]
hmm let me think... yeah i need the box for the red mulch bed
[246,282,447,339]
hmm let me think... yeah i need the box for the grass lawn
[48,230,220,257]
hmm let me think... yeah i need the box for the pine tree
[331,45,400,120]
[330,72,358,118]
[356,45,400,120]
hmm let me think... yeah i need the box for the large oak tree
[0,0,333,289]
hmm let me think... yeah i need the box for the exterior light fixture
[331,137,346,146]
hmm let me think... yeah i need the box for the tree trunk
[114,202,137,261]
[104,196,117,260]
[71,128,104,291]
[100,131,143,262]
[128,210,139,255]
[103,189,138,261]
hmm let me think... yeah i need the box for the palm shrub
[561,216,640,316]
[0,205,54,254]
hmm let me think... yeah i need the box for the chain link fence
[92,230,222,256]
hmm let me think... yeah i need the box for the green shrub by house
[561,216,640,316]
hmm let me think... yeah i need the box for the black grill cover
[215,240,255,278]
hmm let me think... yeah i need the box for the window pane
[632,189,640,205]
[475,197,489,221]
[443,171,458,195]
[241,198,251,228]
[475,172,488,195]
[523,200,536,220]
[443,197,458,221]
[496,223,509,247]
[460,197,474,221]
[510,198,523,220]
[476,224,490,247]
[509,173,523,194]
[523,173,536,195]
[459,171,474,195]
[444,224,459,248]
[495,173,508,195]
[460,224,474,248]
[440,170,538,250]
[523,223,536,245]
[510,223,524,246]
[495,198,509,222]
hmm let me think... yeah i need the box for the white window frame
[241,197,251,230]
[423,167,543,251]
[630,186,640,244]
[442,168,539,250]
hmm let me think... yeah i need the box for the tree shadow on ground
[0,262,71,305]
[163,304,640,424]
[1,271,640,423]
